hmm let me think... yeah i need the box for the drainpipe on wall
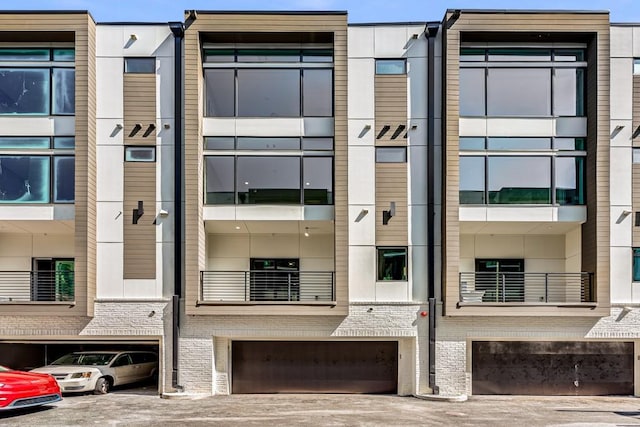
[169,21,184,392]
[425,22,440,395]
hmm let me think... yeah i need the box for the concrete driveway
[1,388,640,426]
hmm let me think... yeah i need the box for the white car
[31,351,158,394]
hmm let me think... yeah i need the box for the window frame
[375,59,406,75]
[377,247,408,282]
[375,147,407,163]
[124,146,156,163]
[124,57,156,74]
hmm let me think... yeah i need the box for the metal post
[544,273,549,302]
[501,274,506,302]
[287,273,292,302]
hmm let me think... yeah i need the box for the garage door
[232,341,398,394]
[472,341,634,395]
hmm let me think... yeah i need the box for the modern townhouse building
[0,12,176,394]
[1,7,640,399]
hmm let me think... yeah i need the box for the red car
[0,365,61,411]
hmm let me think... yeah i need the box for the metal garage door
[472,341,634,395]
[232,341,398,394]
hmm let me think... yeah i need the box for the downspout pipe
[169,21,184,392]
[425,22,440,395]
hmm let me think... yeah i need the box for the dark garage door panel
[472,341,634,396]
[232,341,398,394]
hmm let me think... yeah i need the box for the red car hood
[0,371,54,386]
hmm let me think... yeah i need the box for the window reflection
[237,69,300,117]
[487,69,551,116]
[460,157,485,204]
[237,156,300,204]
[488,157,550,204]
[0,156,50,203]
[0,69,49,115]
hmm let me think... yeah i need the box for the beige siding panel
[375,75,407,145]
[443,12,610,316]
[375,163,408,245]
[123,163,156,279]
[124,74,157,145]
[183,14,348,316]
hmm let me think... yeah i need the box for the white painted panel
[475,235,525,258]
[409,145,427,205]
[410,205,427,246]
[235,118,303,136]
[407,57,427,119]
[236,206,303,220]
[300,258,334,271]
[460,234,475,259]
[32,234,74,257]
[565,227,581,273]
[632,283,640,304]
[348,27,374,58]
[250,234,300,258]
[349,246,376,301]
[303,118,334,137]
[348,58,375,119]
[156,119,175,146]
[459,257,474,273]
[556,206,587,222]
[158,144,174,202]
[411,245,427,301]
[202,118,236,136]
[0,117,49,136]
[486,207,554,222]
[458,118,486,137]
[459,207,487,222]
[610,120,633,147]
[374,27,410,58]
[203,206,236,221]
[303,206,334,220]
[376,281,410,302]
[96,242,123,298]
[160,241,174,295]
[349,205,375,246]
[96,145,124,202]
[0,257,30,270]
[555,117,587,137]
[348,146,375,205]
[407,118,426,146]
[154,30,175,58]
[96,202,124,243]
[300,233,334,258]
[53,117,76,136]
[406,26,427,58]
[96,25,125,57]
[525,259,566,273]
[0,206,55,221]
[97,119,125,145]
[611,246,632,303]
[206,257,248,271]
[123,26,170,56]
[157,56,175,120]
[524,235,565,259]
[632,27,640,57]
[348,119,375,146]
[486,118,554,136]
[155,201,174,243]
[123,280,158,298]
[611,58,633,121]
[96,57,124,119]
[611,26,633,57]
[611,206,633,247]
[610,146,632,206]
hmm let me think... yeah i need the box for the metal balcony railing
[0,271,75,302]
[459,272,594,304]
[200,270,335,303]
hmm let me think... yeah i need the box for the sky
[3,0,640,24]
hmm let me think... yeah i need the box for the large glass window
[53,156,74,202]
[488,157,550,204]
[302,69,333,117]
[634,248,640,282]
[204,69,235,117]
[375,59,406,75]
[555,157,585,205]
[377,247,408,281]
[205,156,235,204]
[0,156,50,203]
[303,157,333,205]
[237,156,300,204]
[237,69,300,117]
[487,68,551,116]
[459,47,586,118]
[0,48,74,116]
[460,157,485,204]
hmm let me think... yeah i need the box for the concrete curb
[161,392,209,400]
[413,393,468,402]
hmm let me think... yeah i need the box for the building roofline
[97,22,170,26]
[349,21,432,27]
[0,9,95,21]
[445,8,609,15]
[187,10,347,16]
[611,22,640,27]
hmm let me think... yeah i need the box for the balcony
[200,270,335,304]
[459,272,594,305]
[0,270,75,303]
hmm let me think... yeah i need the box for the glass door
[475,259,524,302]
[250,258,299,301]
[32,258,74,301]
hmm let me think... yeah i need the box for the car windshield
[51,353,116,366]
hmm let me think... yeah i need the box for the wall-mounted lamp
[355,209,369,223]
[129,123,142,137]
[304,227,310,237]
[143,124,156,138]
[159,209,169,217]
[382,201,396,225]
[116,124,123,129]
[622,210,633,216]
[132,200,144,224]
[130,34,138,41]
[163,123,171,129]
